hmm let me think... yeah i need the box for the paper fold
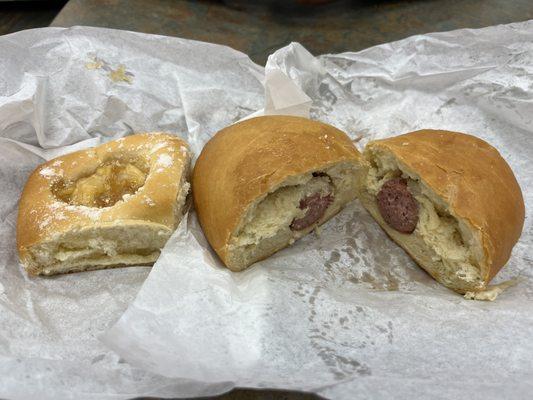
[0,23,532,400]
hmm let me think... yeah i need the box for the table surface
[49,0,531,399]
[51,0,533,65]
[0,0,66,36]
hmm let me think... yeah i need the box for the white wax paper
[1,22,533,400]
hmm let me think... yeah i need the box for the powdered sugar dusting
[149,142,167,155]
[55,212,67,221]
[38,202,103,229]
[40,167,57,178]
[38,204,70,229]
[48,202,62,211]
[39,216,52,229]
[63,204,103,220]
[157,153,173,168]
[78,207,103,220]
[143,196,156,207]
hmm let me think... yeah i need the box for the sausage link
[376,177,419,233]
[290,192,334,231]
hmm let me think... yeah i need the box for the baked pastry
[359,130,525,295]
[193,115,362,271]
[17,133,191,276]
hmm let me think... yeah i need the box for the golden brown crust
[367,130,525,284]
[192,115,361,267]
[17,133,190,273]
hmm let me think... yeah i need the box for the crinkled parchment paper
[1,22,533,400]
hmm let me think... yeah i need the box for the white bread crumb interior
[361,147,485,293]
[227,162,359,270]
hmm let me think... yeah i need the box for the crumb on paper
[86,55,134,84]
[314,225,322,237]
[108,65,133,84]
[464,279,519,301]
[85,57,104,70]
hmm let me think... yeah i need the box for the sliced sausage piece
[377,178,419,233]
[290,192,334,231]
